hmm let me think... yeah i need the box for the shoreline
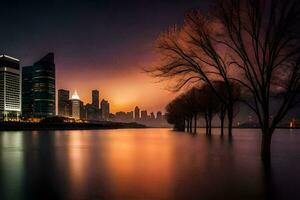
[0,122,146,131]
[0,122,298,131]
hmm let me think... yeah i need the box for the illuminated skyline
[0,0,207,113]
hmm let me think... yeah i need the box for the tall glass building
[0,55,21,121]
[22,53,56,118]
[58,89,70,117]
[92,90,99,108]
[101,99,110,121]
[22,66,34,118]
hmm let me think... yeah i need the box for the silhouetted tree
[212,81,241,136]
[213,0,300,162]
[149,0,300,162]
[200,84,222,135]
[147,9,240,137]
[184,87,202,134]
[165,96,186,131]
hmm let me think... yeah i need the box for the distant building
[90,90,100,120]
[85,103,99,121]
[114,111,134,122]
[0,55,21,121]
[150,112,155,120]
[156,111,162,120]
[127,111,134,121]
[101,99,110,121]
[80,101,86,120]
[109,113,115,120]
[92,90,99,108]
[115,111,127,122]
[70,90,81,120]
[134,106,140,120]
[22,53,56,118]
[58,89,70,117]
[141,110,147,121]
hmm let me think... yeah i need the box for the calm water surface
[0,128,300,200]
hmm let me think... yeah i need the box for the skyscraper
[141,110,147,121]
[156,111,162,120]
[85,103,99,121]
[134,106,140,120]
[127,111,134,121]
[33,53,56,117]
[58,89,70,117]
[150,112,155,120]
[92,90,99,108]
[71,90,81,119]
[101,99,110,121]
[0,55,21,121]
[22,66,34,118]
[22,53,56,118]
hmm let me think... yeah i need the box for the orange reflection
[66,131,90,194]
[101,129,176,199]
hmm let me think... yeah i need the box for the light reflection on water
[0,128,300,200]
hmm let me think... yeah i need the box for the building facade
[101,99,110,121]
[85,103,99,121]
[71,90,81,120]
[0,55,21,121]
[156,111,162,120]
[92,90,99,108]
[33,53,56,117]
[141,110,148,121]
[22,53,56,118]
[58,89,70,117]
[134,106,140,120]
[22,66,34,118]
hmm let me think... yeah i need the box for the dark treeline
[165,81,240,136]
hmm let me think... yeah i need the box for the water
[0,128,300,200]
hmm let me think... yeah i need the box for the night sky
[0,0,208,113]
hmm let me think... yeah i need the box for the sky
[0,0,208,113]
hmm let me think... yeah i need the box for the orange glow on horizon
[57,65,177,113]
[54,36,180,114]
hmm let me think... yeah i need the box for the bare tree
[200,84,223,135]
[184,87,202,134]
[210,81,240,136]
[149,0,300,162]
[147,9,240,137]
[212,0,300,162]
[166,87,219,135]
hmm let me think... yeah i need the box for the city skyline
[0,0,207,113]
[60,88,165,114]
[0,51,167,119]
[57,83,166,124]
[3,51,174,114]
[1,51,166,122]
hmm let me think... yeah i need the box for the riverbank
[0,121,146,131]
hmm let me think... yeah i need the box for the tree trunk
[194,114,197,134]
[261,104,272,162]
[205,115,209,135]
[220,111,225,137]
[177,119,185,131]
[186,119,189,132]
[261,132,272,163]
[227,106,233,137]
[189,118,193,133]
[208,114,212,136]
[183,119,186,132]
